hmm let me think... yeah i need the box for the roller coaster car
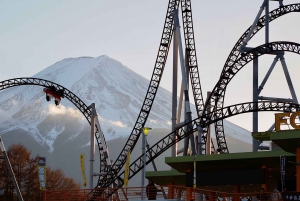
[43,88,63,105]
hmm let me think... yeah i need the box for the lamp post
[141,127,152,200]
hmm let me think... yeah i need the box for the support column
[141,131,146,200]
[233,185,240,201]
[258,55,279,95]
[209,191,215,201]
[297,148,300,192]
[280,55,299,104]
[206,91,212,155]
[90,103,96,189]
[240,0,267,51]
[172,24,179,157]
[262,165,268,191]
[168,182,174,199]
[174,9,195,155]
[253,58,260,152]
[265,0,269,44]
[197,126,202,155]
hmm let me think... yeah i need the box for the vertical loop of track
[203,4,300,154]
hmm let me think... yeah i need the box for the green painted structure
[146,129,300,193]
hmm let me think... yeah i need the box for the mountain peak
[0,56,251,153]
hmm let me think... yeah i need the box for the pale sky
[1,0,300,131]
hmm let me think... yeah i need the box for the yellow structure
[80,154,87,187]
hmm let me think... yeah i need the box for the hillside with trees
[0,144,80,201]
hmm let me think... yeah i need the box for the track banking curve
[202,3,300,154]
[0,78,109,180]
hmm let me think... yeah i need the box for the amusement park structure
[0,0,300,199]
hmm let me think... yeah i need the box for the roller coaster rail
[98,0,210,188]
[2,1,300,198]
[204,41,300,154]
[99,2,300,189]
[105,101,300,189]
[0,78,111,182]
[95,0,180,187]
[201,3,300,154]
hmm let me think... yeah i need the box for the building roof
[253,129,300,153]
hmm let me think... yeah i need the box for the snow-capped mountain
[0,55,252,153]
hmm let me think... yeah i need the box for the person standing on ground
[258,188,269,201]
[271,187,282,201]
[146,180,158,200]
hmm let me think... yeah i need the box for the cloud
[0,110,12,125]
[45,107,126,128]
[150,119,157,124]
[96,115,127,128]
[46,104,84,119]
[107,120,127,128]
[165,121,171,126]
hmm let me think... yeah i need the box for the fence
[44,185,278,201]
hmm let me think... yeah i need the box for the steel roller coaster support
[202,3,300,154]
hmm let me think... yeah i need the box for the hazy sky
[1,0,299,131]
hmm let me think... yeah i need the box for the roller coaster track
[99,0,210,187]
[103,101,300,189]
[180,0,216,152]
[181,0,205,117]
[0,78,109,181]
[95,0,180,187]
[206,41,300,154]
[100,2,300,188]
[201,3,300,154]
[100,41,300,190]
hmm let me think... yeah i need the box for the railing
[44,187,166,201]
[168,185,279,201]
[44,185,280,201]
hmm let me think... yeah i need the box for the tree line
[0,144,80,201]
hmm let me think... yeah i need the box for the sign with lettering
[38,157,46,190]
[38,166,46,190]
[275,112,300,131]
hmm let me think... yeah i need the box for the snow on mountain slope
[0,55,252,152]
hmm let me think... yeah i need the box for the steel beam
[0,137,24,201]
[258,55,280,95]
[90,103,96,189]
[171,22,179,157]
[240,0,267,52]
[280,55,299,104]
[253,58,260,152]
[258,96,293,102]
[174,9,196,155]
